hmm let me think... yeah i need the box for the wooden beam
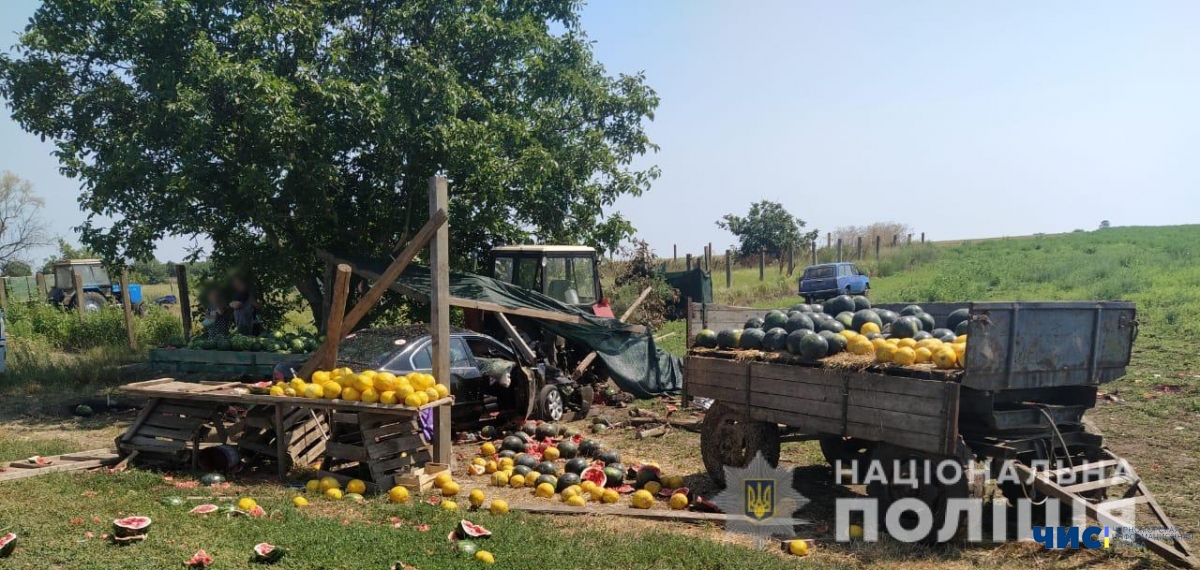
[300,208,448,377]
[322,264,352,370]
[72,271,86,319]
[176,264,192,341]
[495,312,535,363]
[120,270,137,349]
[573,286,653,377]
[429,175,453,466]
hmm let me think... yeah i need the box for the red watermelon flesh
[457,520,492,539]
[190,504,219,514]
[0,532,16,557]
[113,516,152,537]
[248,505,266,518]
[186,550,212,568]
[580,466,607,488]
[253,542,285,563]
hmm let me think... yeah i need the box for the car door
[406,337,480,395]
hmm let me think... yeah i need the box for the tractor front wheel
[83,292,106,312]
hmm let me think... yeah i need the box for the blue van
[798,262,869,303]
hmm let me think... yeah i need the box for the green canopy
[335,253,682,398]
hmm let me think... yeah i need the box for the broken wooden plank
[0,449,121,483]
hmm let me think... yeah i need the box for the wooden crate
[117,398,229,466]
[321,412,433,492]
[238,406,329,471]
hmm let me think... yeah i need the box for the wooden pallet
[0,449,121,483]
[321,411,434,492]
[238,405,329,473]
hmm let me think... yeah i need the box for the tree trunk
[295,273,326,332]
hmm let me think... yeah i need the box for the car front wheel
[538,385,565,421]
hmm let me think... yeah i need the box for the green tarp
[661,268,712,304]
[336,254,682,398]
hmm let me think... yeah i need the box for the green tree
[39,239,98,274]
[717,200,817,258]
[1,0,659,326]
[0,171,49,269]
[2,260,32,277]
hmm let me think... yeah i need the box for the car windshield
[805,266,835,279]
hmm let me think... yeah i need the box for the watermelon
[785,330,813,355]
[891,316,921,339]
[521,421,538,435]
[715,329,742,350]
[865,332,882,340]
[501,436,526,453]
[899,304,923,317]
[581,465,608,488]
[693,329,718,348]
[875,309,898,326]
[578,439,601,457]
[851,309,882,332]
[818,319,845,333]
[557,441,578,459]
[535,474,558,489]
[513,465,532,477]
[819,330,846,355]
[739,328,766,350]
[835,312,855,329]
[190,504,219,514]
[113,516,152,538]
[161,496,186,507]
[458,520,493,539]
[852,295,871,311]
[456,540,480,556]
[789,303,812,313]
[946,308,970,332]
[556,472,582,492]
[564,457,589,475]
[763,310,788,330]
[955,320,969,335]
[253,542,286,564]
[743,317,765,330]
[784,312,813,333]
[186,550,212,568]
[915,312,936,332]
[635,465,662,487]
[602,465,624,487]
[535,461,558,475]
[596,449,621,466]
[497,450,517,459]
[824,295,855,316]
[0,533,15,557]
[798,333,829,360]
[763,328,789,351]
[913,331,932,341]
[199,472,226,486]
[514,453,538,469]
[810,303,823,313]
[937,331,957,342]
[535,423,557,439]
[931,327,953,339]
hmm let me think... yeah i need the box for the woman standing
[229,274,261,336]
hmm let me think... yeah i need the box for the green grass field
[1,225,1198,569]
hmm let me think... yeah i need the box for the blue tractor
[48,259,143,313]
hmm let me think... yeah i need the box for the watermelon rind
[458,520,492,539]
[0,533,16,557]
[190,504,220,514]
[112,516,152,538]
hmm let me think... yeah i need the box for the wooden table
[119,378,452,484]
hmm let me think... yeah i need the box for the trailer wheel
[865,443,972,542]
[819,436,877,484]
[700,402,780,487]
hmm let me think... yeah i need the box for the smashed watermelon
[186,550,213,568]
[112,516,152,538]
[580,465,607,488]
[252,543,285,563]
[0,533,16,557]
[190,504,219,515]
[457,520,492,539]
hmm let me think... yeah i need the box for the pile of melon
[692,295,969,369]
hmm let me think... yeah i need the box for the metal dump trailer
[685,301,1195,568]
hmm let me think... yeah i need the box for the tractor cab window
[493,257,513,284]
[568,257,597,304]
[545,256,596,305]
[514,257,540,292]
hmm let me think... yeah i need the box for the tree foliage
[1,0,659,325]
[3,260,32,277]
[717,200,817,258]
[0,172,49,269]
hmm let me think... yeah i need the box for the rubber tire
[865,442,972,543]
[538,385,565,422]
[83,292,106,312]
[819,436,877,484]
[700,402,780,488]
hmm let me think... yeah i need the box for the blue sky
[3,1,1199,264]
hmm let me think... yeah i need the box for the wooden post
[907,234,912,246]
[323,264,352,370]
[875,235,881,259]
[826,233,832,248]
[0,278,7,311]
[921,232,925,244]
[810,241,817,265]
[429,175,452,466]
[758,248,765,280]
[672,244,677,261]
[685,254,692,271]
[706,242,712,272]
[787,246,794,276]
[73,271,85,320]
[892,234,898,247]
[35,272,46,297]
[120,270,136,349]
[856,236,863,260]
[176,264,192,341]
[724,249,732,288]
[836,239,843,262]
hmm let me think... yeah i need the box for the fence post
[826,233,832,248]
[176,264,192,341]
[0,278,7,312]
[787,246,795,276]
[429,175,453,466]
[811,241,817,265]
[921,232,925,244]
[120,269,137,350]
[875,235,881,259]
[759,248,765,281]
[35,272,46,296]
[892,234,898,247]
[672,244,677,261]
[856,236,863,260]
[685,254,692,272]
[907,234,912,246]
[73,271,85,320]
[836,239,842,262]
[706,242,712,273]
[725,249,732,288]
